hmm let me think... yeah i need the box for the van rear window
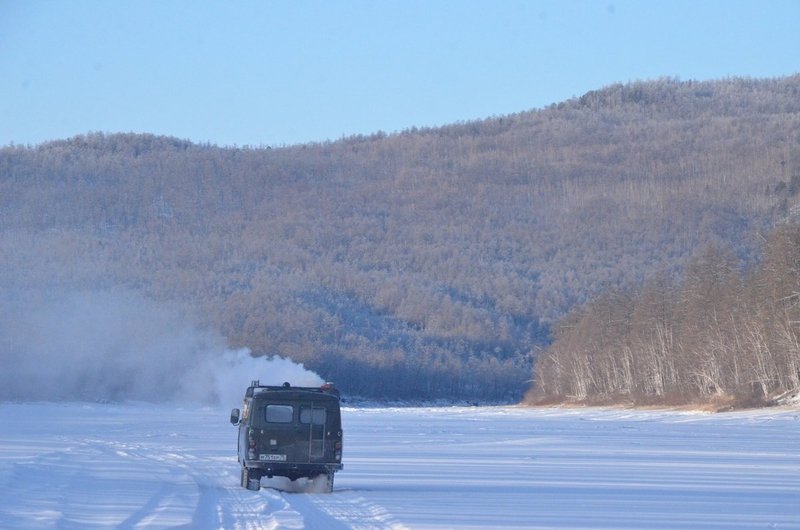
[265,404,293,423]
[299,406,326,425]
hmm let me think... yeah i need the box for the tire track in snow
[95,439,296,530]
[2,439,197,529]
[130,438,406,529]
[275,489,409,530]
[0,436,300,530]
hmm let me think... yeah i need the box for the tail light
[334,440,342,461]
[247,428,256,459]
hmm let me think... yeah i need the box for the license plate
[259,454,287,462]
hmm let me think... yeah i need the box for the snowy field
[1,403,799,529]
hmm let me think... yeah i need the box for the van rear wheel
[241,466,260,491]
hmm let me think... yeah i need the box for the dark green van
[230,381,343,492]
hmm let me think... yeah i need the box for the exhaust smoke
[0,289,322,405]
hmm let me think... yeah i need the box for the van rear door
[254,401,302,464]
[299,403,328,461]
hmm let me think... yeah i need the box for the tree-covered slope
[2,75,799,400]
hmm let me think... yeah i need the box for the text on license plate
[259,454,287,461]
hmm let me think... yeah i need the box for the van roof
[245,381,340,399]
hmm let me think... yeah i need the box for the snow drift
[0,289,322,405]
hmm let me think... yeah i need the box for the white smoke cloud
[181,348,324,407]
[0,289,323,405]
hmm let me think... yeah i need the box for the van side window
[299,406,326,425]
[265,404,294,423]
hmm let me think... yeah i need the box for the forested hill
[2,76,799,402]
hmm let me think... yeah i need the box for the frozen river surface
[1,403,798,529]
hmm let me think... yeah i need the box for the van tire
[242,466,260,491]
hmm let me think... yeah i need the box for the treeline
[2,75,800,401]
[527,223,800,406]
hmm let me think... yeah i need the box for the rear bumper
[245,460,343,478]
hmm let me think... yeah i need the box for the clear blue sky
[2,0,798,148]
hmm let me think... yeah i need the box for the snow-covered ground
[1,403,798,529]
